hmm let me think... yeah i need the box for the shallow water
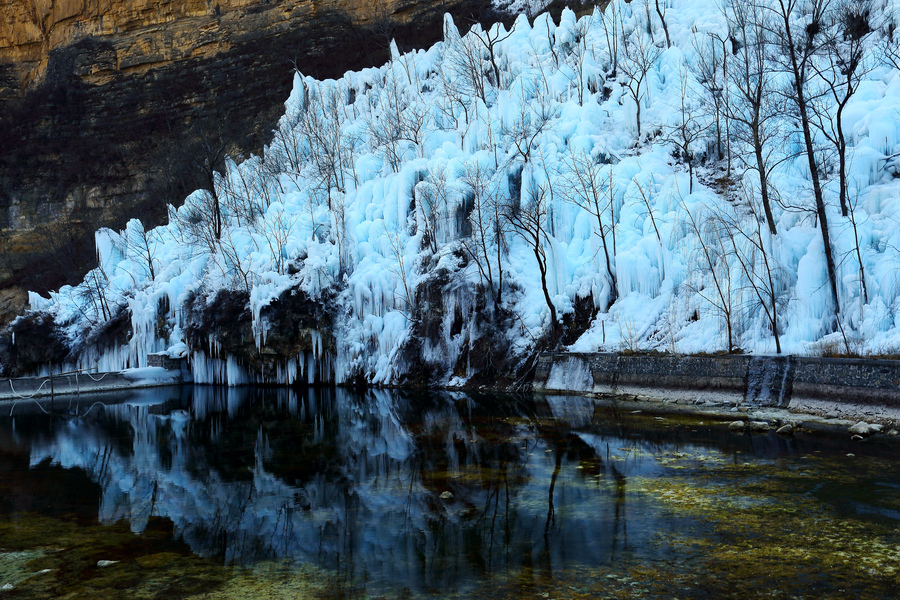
[0,386,899,599]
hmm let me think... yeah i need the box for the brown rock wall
[0,0,492,314]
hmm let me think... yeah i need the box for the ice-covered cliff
[6,0,900,385]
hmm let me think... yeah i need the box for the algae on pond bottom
[0,550,47,591]
[629,452,900,598]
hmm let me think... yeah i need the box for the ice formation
[9,0,900,385]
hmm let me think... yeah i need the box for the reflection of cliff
[0,0,487,320]
[23,388,659,594]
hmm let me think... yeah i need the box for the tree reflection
[1,387,760,596]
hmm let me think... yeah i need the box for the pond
[0,386,899,599]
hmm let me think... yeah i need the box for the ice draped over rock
[13,0,900,383]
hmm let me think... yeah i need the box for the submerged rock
[439,491,454,500]
[776,424,794,436]
[96,560,119,568]
[728,421,747,431]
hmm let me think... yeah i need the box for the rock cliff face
[0,0,490,324]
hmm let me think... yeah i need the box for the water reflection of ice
[25,387,662,595]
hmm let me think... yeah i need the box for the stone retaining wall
[0,366,183,401]
[533,353,900,411]
[147,353,187,371]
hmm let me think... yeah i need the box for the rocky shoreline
[539,391,900,443]
[533,352,900,440]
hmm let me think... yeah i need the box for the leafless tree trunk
[445,22,489,105]
[692,28,731,167]
[415,168,442,256]
[600,0,621,79]
[561,151,619,306]
[383,223,414,314]
[217,226,259,293]
[123,220,159,282]
[188,118,230,241]
[846,187,869,305]
[633,179,662,243]
[770,0,841,315]
[365,70,428,172]
[721,185,786,354]
[469,22,515,91]
[655,0,671,48]
[505,83,555,164]
[567,16,594,107]
[725,0,780,236]
[260,205,297,276]
[667,63,709,194]
[460,161,507,309]
[506,178,558,329]
[681,200,738,352]
[621,28,661,140]
[810,0,873,217]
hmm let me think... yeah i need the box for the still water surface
[1,386,899,599]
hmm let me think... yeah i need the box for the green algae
[626,448,900,598]
[0,550,48,591]
[0,513,339,600]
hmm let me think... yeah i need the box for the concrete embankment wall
[533,352,900,419]
[0,369,185,401]
[0,355,187,401]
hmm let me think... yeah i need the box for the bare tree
[383,223,415,313]
[270,104,307,179]
[769,0,841,315]
[599,0,621,79]
[845,182,869,305]
[654,0,671,48]
[123,219,159,282]
[620,27,661,140]
[722,184,788,354]
[880,12,900,71]
[633,178,662,244]
[692,27,731,168]
[444,20,489,105]
[299,83,361,201]
[185,116,231,241]
[218,157,264,229]
[561,151,619,306]
[331,191,351,277]
[460,160,508,309]
[259,205,297,277]
[681,200,739,352]
[506,81,555,164]
[365,0,399,53]
[77,259,124,326]
[506,177,558,329]
[566,15,595,107]
[175,189,226,256]
[366,69,428,172]
[810,0,874,217]
[667,63,710,194]
[725,0,782,236]
[469,21,515,92]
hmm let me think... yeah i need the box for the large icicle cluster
[13,0,900,384]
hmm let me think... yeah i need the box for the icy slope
[14,0,900,384]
